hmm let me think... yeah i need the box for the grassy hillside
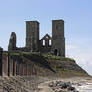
[3,51,89,78]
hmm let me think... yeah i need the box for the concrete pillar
[0,47,3,76]
[2,55,8,76]
[13,60,16,76]
[19,63,21,76]
[21,63,24,76]
[27,64,30,76]
[16,61,19,75]
[9,58,13,76]
[22,64,24,76]
[24,64,26,76]
[19,63,24,76]
[26,64,28,76]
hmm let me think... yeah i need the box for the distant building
[8,19,65,57]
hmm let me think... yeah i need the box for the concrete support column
[22,63,24,76]
[26,64,28,76]
[9,58,13,76]
[21,63,24,76]
[19,63,21,76]
[2,55,8,76]
[16,61,19,75]
[27,65,30,76]
[13,60,16,76]
[24,64,26,76]
[0,47,3,76]
[19,63,24,76]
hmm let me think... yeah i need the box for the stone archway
[54,49,58,56]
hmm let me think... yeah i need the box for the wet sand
[38,77,92,92]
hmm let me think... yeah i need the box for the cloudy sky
[0,0,92,75]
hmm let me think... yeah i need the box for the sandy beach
[38,77,92,92]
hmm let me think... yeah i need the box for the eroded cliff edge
[4,51,89,78]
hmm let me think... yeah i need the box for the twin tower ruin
[8,19,65,57]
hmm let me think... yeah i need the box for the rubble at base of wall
[0,75,39,92]
[0,75,59,92]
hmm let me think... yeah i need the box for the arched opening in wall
[54,49,58,56]
[49,40,51,46]
[43,40,45,46]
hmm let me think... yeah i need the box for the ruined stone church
[8,20,65,57]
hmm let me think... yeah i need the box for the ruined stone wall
[8,32,17,51]
[39,34,52,53]
[8,19,65,56]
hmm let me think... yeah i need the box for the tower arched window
[43,40,45,46]
[49,40,51,46]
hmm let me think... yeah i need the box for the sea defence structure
[8,19,65,57]
[0,47,37,76]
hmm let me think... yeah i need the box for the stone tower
[8,32,16,51]
[26,21,39,51]
[52,20,65,56]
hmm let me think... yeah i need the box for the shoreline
[38,77,92,92]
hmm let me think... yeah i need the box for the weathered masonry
[8,19,65,57]
[52,20,65,56]
[0,48,37,76]
[26,21,39,52]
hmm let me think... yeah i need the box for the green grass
[3,51,8,55]
[42,54,75,62]
[3,51,75,62]
[3,51,89,77]
[58,70,89,78]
